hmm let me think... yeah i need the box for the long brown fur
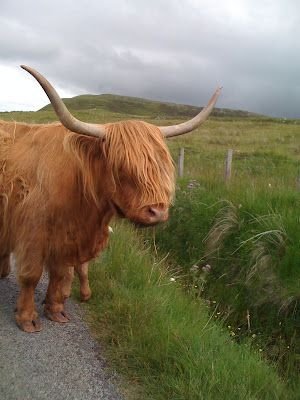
[0,119,174,315]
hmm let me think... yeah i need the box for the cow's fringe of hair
[64,120,175,209]
[103,120,175,208]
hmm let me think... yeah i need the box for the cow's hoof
[80,291,91,302]
[17,319,42,333]
[45,309,70,323]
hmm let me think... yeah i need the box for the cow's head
[21,65,221,226]
[102,120,174,226]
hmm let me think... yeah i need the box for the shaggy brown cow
[0,66,221,332]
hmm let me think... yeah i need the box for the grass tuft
[204,200,240,258]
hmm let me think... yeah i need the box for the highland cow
[0,66,221,332]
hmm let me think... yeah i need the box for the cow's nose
[147,206,169,222]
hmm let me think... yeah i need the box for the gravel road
[0,268,124,400]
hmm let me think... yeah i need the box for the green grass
[167,118,299,193]
[152,184,300,382]
[74,222,292,400]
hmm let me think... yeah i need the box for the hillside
[39,93,262,119]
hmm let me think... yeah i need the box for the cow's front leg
[44,265,70,323]
[75,262,91,302]
[15,263,43,333]
[61,263,91,302]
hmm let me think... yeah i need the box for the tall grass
[152,183,300,384]
[75,222,293,400]
[153,118,299,385]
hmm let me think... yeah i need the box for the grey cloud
[1,0,300,117]
[0,17,59,63]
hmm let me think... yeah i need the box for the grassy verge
[152,182,300,385]
[74,222,293,400]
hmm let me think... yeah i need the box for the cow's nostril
[148,207,158,217]
[147,206,168,222]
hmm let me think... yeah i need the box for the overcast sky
[0,0,299,118]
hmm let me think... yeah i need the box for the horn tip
[20,65,31,73]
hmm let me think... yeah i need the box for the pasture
[1,95,299,399]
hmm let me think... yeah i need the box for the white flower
[202,264,211,273]
[190,264,199,273]
[108,226,113,233]
[170,277,176,282]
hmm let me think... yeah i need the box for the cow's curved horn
[21,65,106,138]
[159,87,222,138]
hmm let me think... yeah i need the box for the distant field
[1,94,300,398]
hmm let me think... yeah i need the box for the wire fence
[177,147,300,190]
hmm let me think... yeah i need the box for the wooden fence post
[178,147,185,178]
[224,149,233,183]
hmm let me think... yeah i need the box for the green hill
[40,93,262,119]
